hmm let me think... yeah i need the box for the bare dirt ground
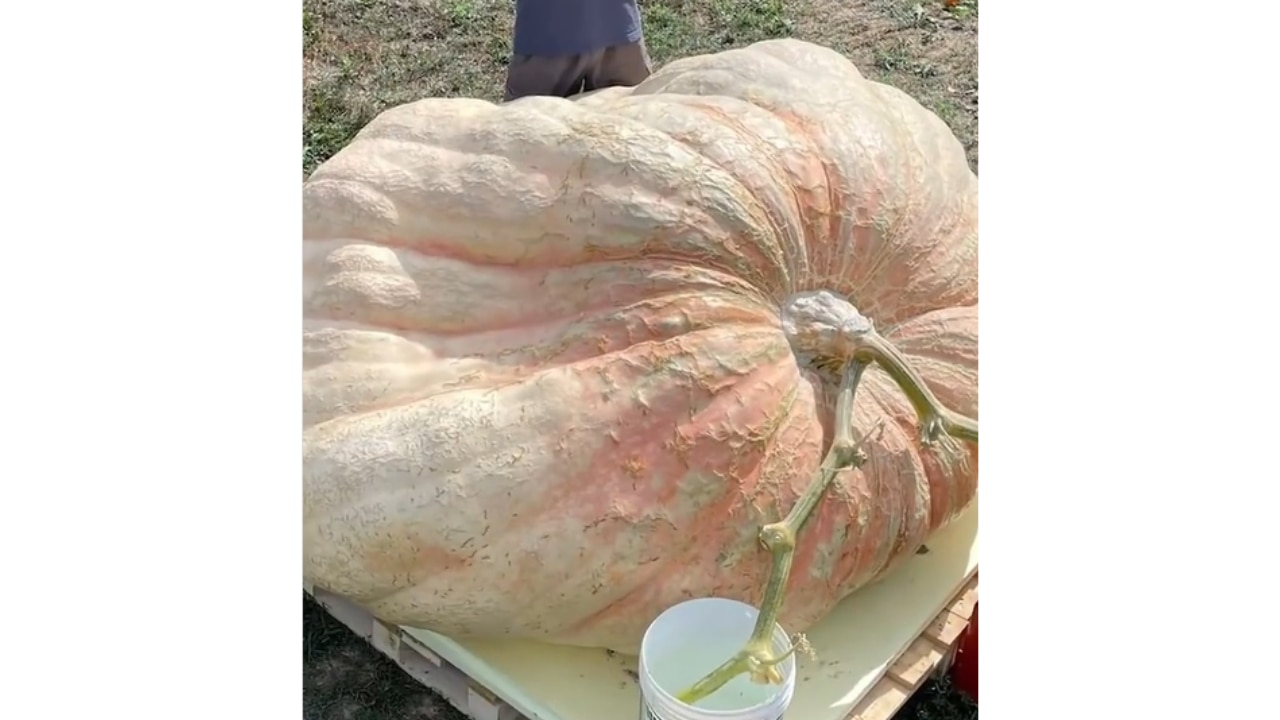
[302,2,978,718]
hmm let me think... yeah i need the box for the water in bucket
[646,643,780,711]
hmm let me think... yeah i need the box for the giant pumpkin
[302,38,978,656]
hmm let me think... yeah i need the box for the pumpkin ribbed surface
[303,38,977,653]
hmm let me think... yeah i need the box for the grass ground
[303,0,977,175]
[303,1,978,718]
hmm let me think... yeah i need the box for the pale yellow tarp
[404,503,979,720]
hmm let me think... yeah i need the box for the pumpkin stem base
[780,290,978,445]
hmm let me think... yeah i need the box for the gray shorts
[503,40,653,102]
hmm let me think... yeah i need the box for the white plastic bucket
[638,598,797,720]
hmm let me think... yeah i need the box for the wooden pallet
[306,581,521,720]
[306,574,977,720]
[846,574,978,719]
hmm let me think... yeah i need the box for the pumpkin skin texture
[303,38,977,653]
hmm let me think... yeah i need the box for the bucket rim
[637,597,796,719]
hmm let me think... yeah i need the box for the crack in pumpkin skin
[302,39,978,652]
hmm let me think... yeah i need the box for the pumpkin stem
[675,323,980,705]
[675,361,876,705]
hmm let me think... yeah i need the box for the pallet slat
[306,573,976,720]
[887,637,946,689]
[849,681,911,720]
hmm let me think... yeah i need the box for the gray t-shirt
[512,0,643,57]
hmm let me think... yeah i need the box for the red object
[949,600,978,702]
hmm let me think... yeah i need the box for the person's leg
[586,40,653,92]
[504,53,591,102]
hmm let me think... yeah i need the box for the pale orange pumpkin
[302,38,977,653]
